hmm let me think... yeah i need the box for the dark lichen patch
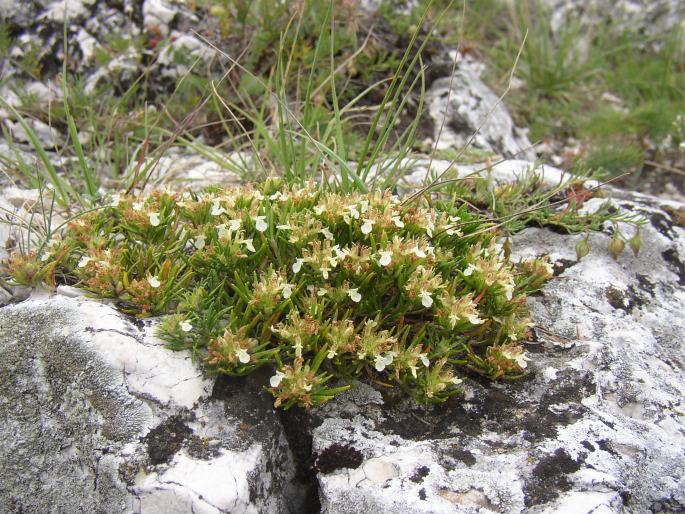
[553,258,577,276]
[212,369,283,447]
[375,387,482,440]
[524,448,583,507]
[444,446,477,467]
[649,211,677,240]
[143,414,192,465]
[419,488,427,500]
[409,465,430,483]
[606,286,631,311]
[662,249,685,285]
[118,459,142,486]
[522,370,595,442]
[596,439,618,456]
[664,206,685,229]
[635,274,656,297]
[314,444,364,474]
[186,435,221,460]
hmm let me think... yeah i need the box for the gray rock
[426,57,535,161]
[540,0,685,47]
[0,295,297,513]
[312,183,685,512]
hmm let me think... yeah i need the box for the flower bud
[629,231,643,257]
[575,238,591,261]
[608,236,625,260]
[503,237,512,260]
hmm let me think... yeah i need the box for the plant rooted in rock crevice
[16,179,557,408]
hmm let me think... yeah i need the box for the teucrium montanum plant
[21,179,554,409]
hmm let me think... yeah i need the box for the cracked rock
[310,174,685,513]
[0,295,297,513]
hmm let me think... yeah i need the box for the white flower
[180,320,193,332]
[243,239,256,252]
[360,200,369,213]
[149,212,161,226]
[254,215,268,232]
[347,204,360,220]
[228,219,241,231]
[217,224,228,239]
[327,348,337,359]
[419,354,430,367]
[515,353,531,369]
[332,245,344,257]
[211,200,227,216]
[40,252,51,262]
[378,251,392,267]
[236,348,250,364]
[320,228,334,240]
[78,256,92,268]
[132,201,143,211]
[425,220,435,237]
[463,264,477,276]
[413,246,427,258]
[281,283,294,299]
[148,275,161,288]
[314,205,325,215]
[277,223,292,230]
[392,215,405,228]
[269,191,287,201]
[253,191,265,201]
[451,376,464,385]
[503,281,515,300]
[374,352,396,372]
[193,235,206,250]
[419,290,433,308]
[502,348,531,369]
[110,194,120,207]
[270,371,285,387]
[317,288,327,297]
[361,218,374,235]
[468,313,484,325]
[292,258,304,274]
[348,288,362,303]
[320,266,331,280]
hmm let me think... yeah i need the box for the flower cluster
[12,180,552,408]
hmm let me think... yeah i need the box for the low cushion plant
[26,179,554,408]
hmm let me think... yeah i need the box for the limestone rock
[539,0,685,46]
[0,295,297,513]
[426,57,535,162]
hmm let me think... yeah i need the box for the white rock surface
[0,295,298,513]
[426,57,536,162]
[538,0,685,46]
[143,0,180,35]
[143,152,245,191]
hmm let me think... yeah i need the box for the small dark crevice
[278,407,321,514]
[662,249,685,285]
